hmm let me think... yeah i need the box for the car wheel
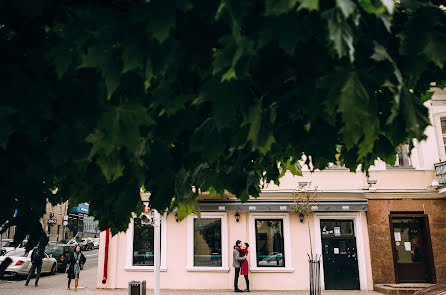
[51,263,56,275]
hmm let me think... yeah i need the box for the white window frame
[186,212,229,272]
[432,112,446,162]
[313,212,369,291]
[248,213,294,272]
[125,213,167,271]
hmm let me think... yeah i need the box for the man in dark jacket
[233,240,246,292]
[25,246,44,287]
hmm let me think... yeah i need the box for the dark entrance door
[321,220,360,290]
[390,214,436,283]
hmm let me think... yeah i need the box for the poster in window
[394,232,401,242]
[334,226,341,237]
[404,242,411,251]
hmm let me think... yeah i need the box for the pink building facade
[96,191,374,291]
[96,88,446,291]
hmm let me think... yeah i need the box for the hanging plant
[291,185,319,261]
[291,185,318,219]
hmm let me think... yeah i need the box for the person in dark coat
[25,246,45,287]
[67,245,86,291]
[233,240,246,292]
[235,242,250,292]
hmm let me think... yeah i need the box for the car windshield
[5,249,27,257]
[3,241,14,247]
[45,245,63,255]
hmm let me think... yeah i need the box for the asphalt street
[0,249,98,286]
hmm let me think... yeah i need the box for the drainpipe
[102,229,110,284]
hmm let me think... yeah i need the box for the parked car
[56,239,71,244]
[44,244,73,272]
[80,238,94,251]
[0,239,13,255]
[66,239,78,246]
[0,239,27,256]
[258,253,285,266]
[0,248,57,277]
[413,283,446,295]
[91,238,100,249]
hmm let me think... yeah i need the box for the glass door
[390,215,435,283]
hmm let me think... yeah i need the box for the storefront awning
[197,199,367,212]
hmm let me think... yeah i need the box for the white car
[66,239,77,246]
[91,238,100,249]
[258,253,285,266]
[0,240,27,256]
[1,239,14,255]
[0,248,57,277]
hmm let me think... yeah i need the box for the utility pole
[153,210,160,295]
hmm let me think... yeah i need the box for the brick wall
[367,199,446,284]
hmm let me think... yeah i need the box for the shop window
[126,213,167,271]
[132,217,160,266]
[187,212,228,271]
[248,213,293,272]
[441,119,446,154]
[255,219,285,267]
[193,218,222,267]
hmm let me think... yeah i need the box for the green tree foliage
[0,0,445,247]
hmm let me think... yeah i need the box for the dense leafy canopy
[0,0,445,248]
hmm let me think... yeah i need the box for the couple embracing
[233,240,250,292]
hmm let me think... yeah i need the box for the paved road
[0,249,98,286]
[0,249,381,294]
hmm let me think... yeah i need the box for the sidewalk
[0,257,381,295]
[0,283,383,295]
[0,279,382,295]
[89,290,382,295]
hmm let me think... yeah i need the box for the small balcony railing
[434,162,446,185]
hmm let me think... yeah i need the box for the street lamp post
[153,210,160,295]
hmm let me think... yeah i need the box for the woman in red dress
[236,242,250,292]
